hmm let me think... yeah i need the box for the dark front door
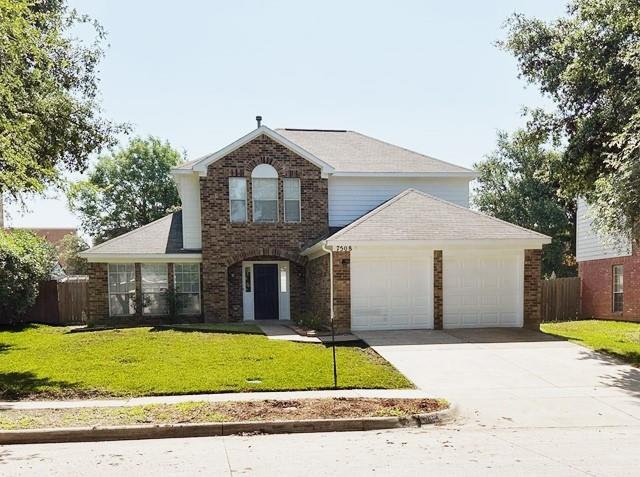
[253,264,279,320]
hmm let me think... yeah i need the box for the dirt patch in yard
[0,398,447,430]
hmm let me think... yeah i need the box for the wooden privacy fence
[540,277,581,322]
[21,276,88,325]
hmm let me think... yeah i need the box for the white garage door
[443,250,523,328]
[351,253,433,330]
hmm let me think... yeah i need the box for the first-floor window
[142,264,169,315]
[174,263,201,315]
[108,264,135,316]
[613,265,624,313]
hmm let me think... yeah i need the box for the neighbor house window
[141,264,168,315]
[229,177,247,223]
[108,264,135,316]
[283,178,301,223]
[174,263,201,315]
[613,265,624,313]
[251,164,278,223]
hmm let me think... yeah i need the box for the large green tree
[474,130,576,277]
[0,0,123,202]
[500,0,640,244]
[67,137,183,243]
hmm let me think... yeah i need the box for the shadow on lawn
[149,324,264,335]
[0,372,80,402]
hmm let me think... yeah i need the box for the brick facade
[579,255,640,322]
[87,262,109,323]
[523,249,543,329]
[332,251,351,332]
[200,134,329,322]
[433,250,443,329]
[305,254,331,322]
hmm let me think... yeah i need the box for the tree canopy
[0,0,123,203]
[67,137,182,243]
[500,0,640,242]
[473,130,576,277]
[56,233,88,275]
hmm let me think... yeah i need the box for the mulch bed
[0,398,447,430]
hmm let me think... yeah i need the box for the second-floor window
[284,178,301,223]
[229,178,247,223]
[252,164,278,223]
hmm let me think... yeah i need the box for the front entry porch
[241,260,291,321]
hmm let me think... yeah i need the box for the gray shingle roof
[326,189,550,243]
[82,211,195,256]
[276,129,475,174]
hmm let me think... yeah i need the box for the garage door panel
[351,254,433,331]
[444,251,523,328]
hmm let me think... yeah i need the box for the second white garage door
[443,250,523,328]
[351,253,433,330]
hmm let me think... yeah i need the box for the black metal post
[330,318,337,389]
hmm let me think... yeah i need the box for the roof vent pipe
[256,115,262,128]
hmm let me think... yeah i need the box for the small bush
[293,311,328,331]
[0,230,55,323]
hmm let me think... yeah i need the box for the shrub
[293,311,328,331]
[0,230,55,323]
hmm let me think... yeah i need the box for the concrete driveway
[356,328,640,429]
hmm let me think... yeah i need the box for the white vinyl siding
[576,198,631,262]
[174,173,202,249]
[283,178,301,223]
[141,264,169,315]
[108,264,135,316]
[174,263,201,315]
[328,176,471,227]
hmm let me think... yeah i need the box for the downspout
[321,242,334,323]
[322,241,338,388]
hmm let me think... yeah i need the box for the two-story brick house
[81,123,549,331]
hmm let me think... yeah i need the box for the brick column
[87,262,109,324]
[524,249,542,329]
[434,250,443,329]
[203,262,227,323]
[332,251,351,332]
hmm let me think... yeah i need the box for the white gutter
[321,243,334,324]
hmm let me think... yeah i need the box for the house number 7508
[336,246,352,252]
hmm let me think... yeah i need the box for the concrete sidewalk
[0,388,434,411]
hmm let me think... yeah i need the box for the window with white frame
[283,178,301,223]
[174,263,201,315]
[108,264,135,316]
[229,177,247,223]
[251,164,278,223]
[141,264,168,315]
[613,265,623,313]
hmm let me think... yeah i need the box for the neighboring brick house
[81,122,549,330]
[576,199,640,322]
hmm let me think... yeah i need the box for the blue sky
[6,0,565,230]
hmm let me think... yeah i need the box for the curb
[0,405,456,445]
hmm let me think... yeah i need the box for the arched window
[251,164,278,222]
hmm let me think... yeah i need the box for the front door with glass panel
[253,264,279,320]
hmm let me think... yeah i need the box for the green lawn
[541,320,640,365]
[0,325,411,400]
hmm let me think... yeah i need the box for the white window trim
[141,263,169,316]
[229,177,247,224]
[174,263,201,315]
[107,263,135,317]
[283,178,301,223]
